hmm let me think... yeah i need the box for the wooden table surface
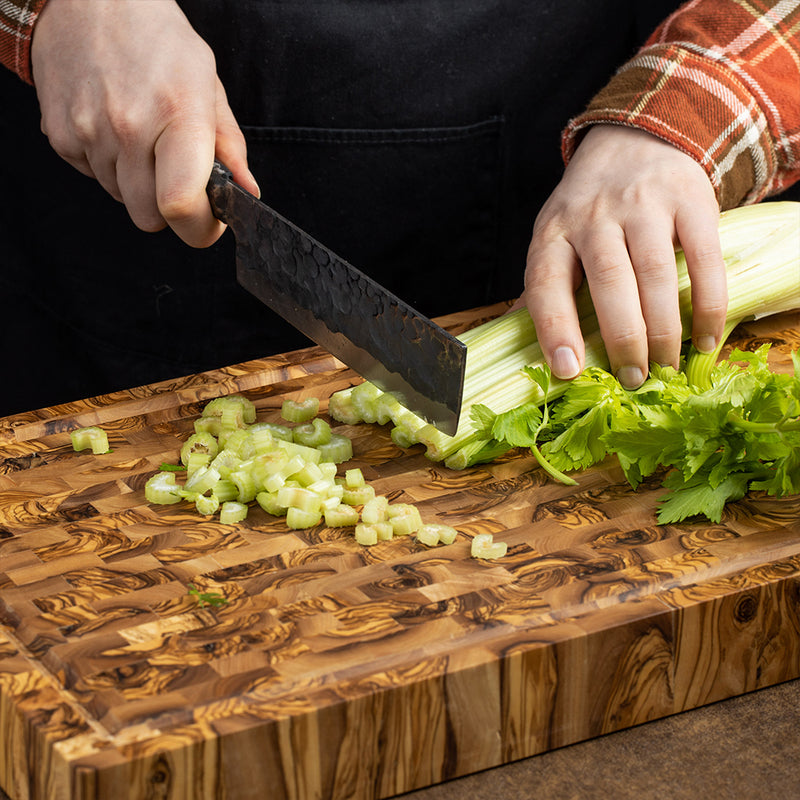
[1,304,798,800]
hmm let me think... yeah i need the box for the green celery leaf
[487,402,544,448]
[656,469,752,524]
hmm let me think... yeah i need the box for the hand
[30,0,259,247]
[520,125,728,389]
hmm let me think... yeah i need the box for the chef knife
[206,162,466,435]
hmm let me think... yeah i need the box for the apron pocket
[242,116,504,317]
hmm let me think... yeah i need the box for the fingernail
[695,335,717,354]
[248,171,261,199]
[551,346,580,380]
[616,365,644,389]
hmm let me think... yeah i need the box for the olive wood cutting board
[1,303,799,800]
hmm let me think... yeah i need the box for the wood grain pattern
[1,305,799,800]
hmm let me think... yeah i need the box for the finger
[624,213,682,368]
[115,145,166,233]
[153,115,225,248]
[525,234,585,381]
[674,204,728,354]
[213,78,260,198]
[579,226,649,388]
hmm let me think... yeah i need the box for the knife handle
[206,160,235,224]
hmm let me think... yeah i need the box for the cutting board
[1,304,799,800]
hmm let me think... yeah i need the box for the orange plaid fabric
[0,0,47,84]
[563,0,800,208]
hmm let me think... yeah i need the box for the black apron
[0,1,685,415]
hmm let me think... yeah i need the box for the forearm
[562,0,800,208]
[0,0,49,83]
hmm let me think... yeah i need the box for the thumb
[213,78,260,198]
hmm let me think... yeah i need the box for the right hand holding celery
[329,201,800,523]
[521,125,729,390]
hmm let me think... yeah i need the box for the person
[0,0,798,417]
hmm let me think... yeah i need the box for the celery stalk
[328,201,800,470]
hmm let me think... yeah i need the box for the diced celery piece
[294,462,324,486]
[321,494,342,511]
[249,422,293,443]
[470,533,507,560]
[144,472,183,505]
[286,507,322,529]
[184,465,221,495]
[281,397,320,423]
[361,496,389,524]
[256,490,287,517]
[390,426,417,449]
[209,448,243,480]
[186,451,211,476]
[355,523,379,546]
[195,493,220,516]
[351,382,383,424]
[388,511,422,537]
[293,417,332,447]
[344,468,365,488]
[316,434,353,464]
[417,523,458,546]
[212,479,239,503]
[342,485,375,506]
[374,521,394,541]
[180,431,219,466]
[324,504,360,528]
[220,501,248,525]
[416,526,441,547]
[230,468,258,503]
[70,426,110,455]
[276,486,322,514]
[247,427,275,455]
[202,395,256,427]
[219,428,252,457]
[327,387,362,425]
[275,439,322,464]
[318,462,338,481]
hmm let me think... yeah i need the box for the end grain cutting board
[1,304,799,800]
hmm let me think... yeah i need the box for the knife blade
[206,162,466,435]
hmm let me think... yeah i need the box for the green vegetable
[281,397,320,423]
[70,426,111,455]
[327,202,799,523]
[188,583,228,608]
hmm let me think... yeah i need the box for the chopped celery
[418,523,458,546]
[277,486,323,514]
[355,523,379,546]
[317,434,353,463]
[342,485,376,506]
[324,504,360,528]
[281,397,320,423]
[256,490,287,517]
[345,468,365,488]
[195,493,220,516]
[180,432,219,466]
[471,533,508,560]
[186,451,211,476]
[286,507,322,529]
[70,426,110,455]
[144,471,183,505]
[361,496,389,524]
[293,417,332,447]
[220,501,248,525]
[184,465,221,496]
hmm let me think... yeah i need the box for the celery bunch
[329,201,800,519]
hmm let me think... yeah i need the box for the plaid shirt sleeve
[0,0,49,83]
[562,0,800,209]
